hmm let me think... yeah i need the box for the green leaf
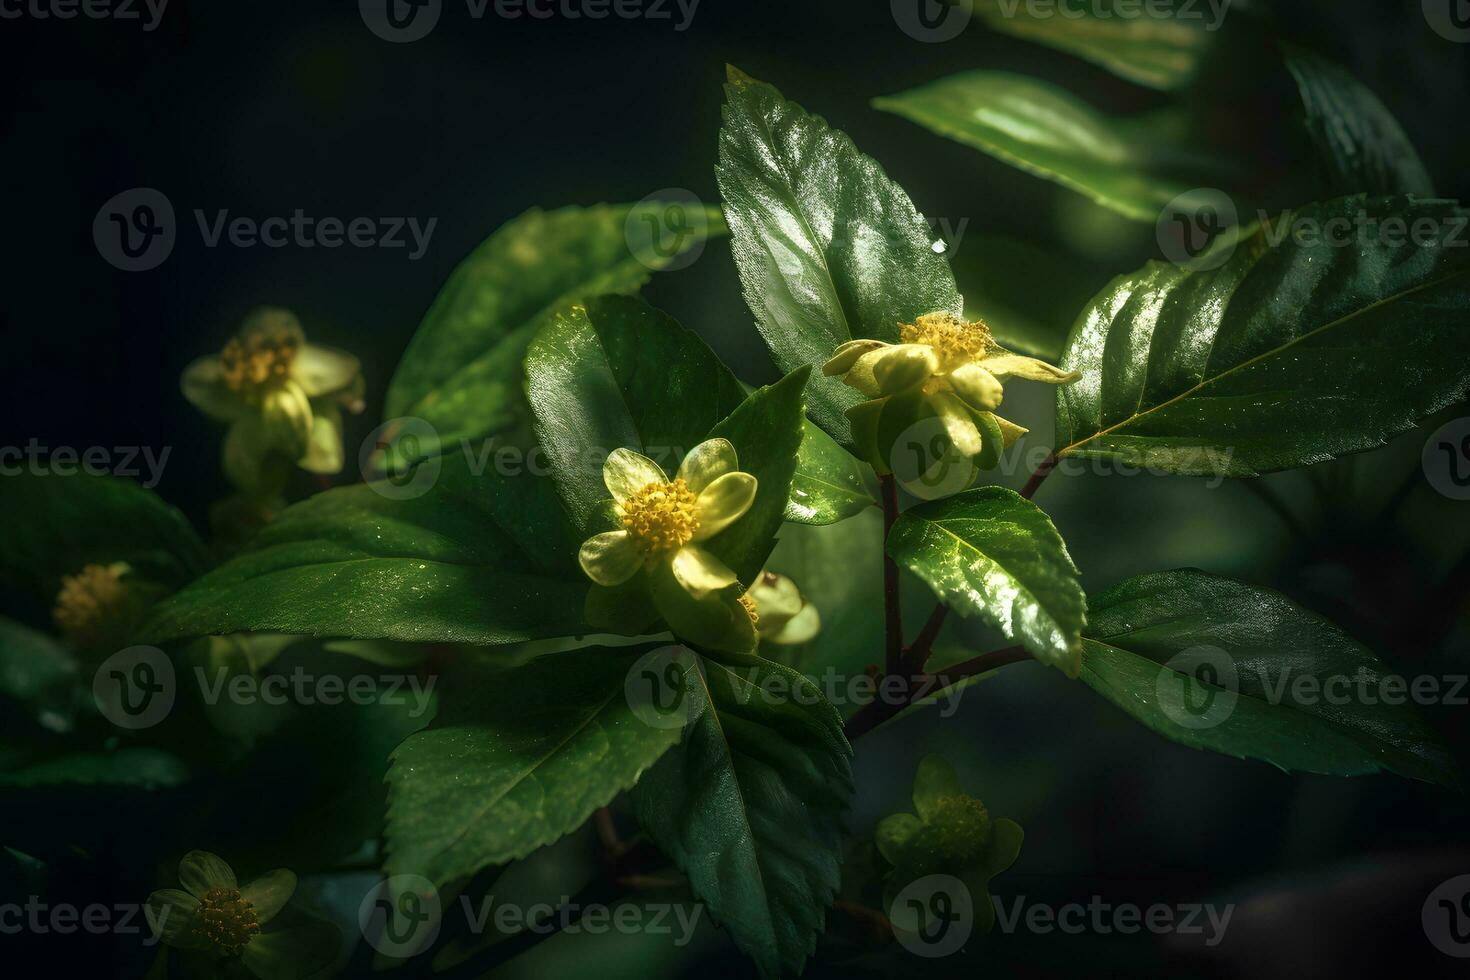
[525,296,807,584]
[380,204,725,468]
[1078,568,1459,788]
[0,748,188,789]
[1283,45,1433,197]
[954,234,1111,361]
[524,297,747,534]
[0,472,209,602]
[139,450,590,645]
[707,369,811,583]
[1056,195,1470,476]
[0,617,77,725]
[886,487,1086,676]
[874,71,1234,221]
[973,0,1218,91]
[632,656,853,979]
[718,67,962,445]
[786,420,875,525]
[385,646,681,888]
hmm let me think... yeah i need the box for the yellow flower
[146,851,339,979]
[52,561,157,655]
[182,308,365,493]
[579,438,759,654]
[745,571,821,645]
[822,312,1079,462]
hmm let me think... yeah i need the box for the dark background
[2,0,1469,977]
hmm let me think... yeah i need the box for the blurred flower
[146,851,337,979]
[823,312,1078,468]
[744,571,821,645]
[580,439,758,655]
[876,755,1023,934]
[182,308,364,494]
[52,561,158,655]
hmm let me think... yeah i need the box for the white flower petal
[180,356,249,422]
[178,851,237,898]
[292,344,362,398]
[979,353,1081,384]
[676,438,738,493]
[240,869,297,927]
[870,344,939,395]
[692,472,757,541]
[603,448,666,503]
[822,338,889,376]
[578,531,645,586]
[931,391,983,458]
[948,363,1004,412]
[671,546,738,597]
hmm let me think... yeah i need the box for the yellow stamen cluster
[618,479,699,555]
[52,563,132,652]
[220,313,303,397]
[900,312,994,366]
[739,592,760,626]
[926,795,992,862]
[193,887,260,955]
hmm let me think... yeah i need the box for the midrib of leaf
[1061,265,1470,455]
[694,660,781,946]
[1083,637,1430,769]
[430,688,619,864]
[792,472,871,506]
[921,518,1052,625]
[732,90,854,342]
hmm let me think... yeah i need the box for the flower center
[52,562,136,653]
[739,592,760,627]
[926,795,992,862]
[220,311,303,399]
[194,887,260,955]
[900,312,994,367]
[618,478,699,555]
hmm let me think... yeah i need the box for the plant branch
[903,603,949,673]
[1020,451,1058,499]
[843,644,1031,741]
[880,474,904,675]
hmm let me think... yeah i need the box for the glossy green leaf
[973,0,1219,91]
[874,71,1233,221]
[786,420,874,525]
[632,656,853,979]
[1283,45,1433,197]
[886,487,1086,676]
[525,297,747,534]
[718,67,963,445]
[0,472,209,602]
[525,297,807,585]
[0,617,77,731]
[706,369,811,583]
[380,204,725,468]
[1056,195,1470,476]
[385,646,682,888]
[139,450,590,645]
[1079,568,1458,788]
